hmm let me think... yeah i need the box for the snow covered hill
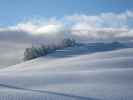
[0,44,133,100]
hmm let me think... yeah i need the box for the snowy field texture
[0,42,30,68]
[0,44,133,100]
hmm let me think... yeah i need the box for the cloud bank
[0,10,133,68]
[0,10,133,44]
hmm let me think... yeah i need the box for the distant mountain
[74,41,130,53]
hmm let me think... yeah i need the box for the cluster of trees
[24,39,75,61]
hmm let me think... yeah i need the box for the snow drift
[0,45,133,100]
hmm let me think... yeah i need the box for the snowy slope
[0,45,133,100]
[0,42,31,68]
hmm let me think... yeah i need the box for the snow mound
[0,45,133,100]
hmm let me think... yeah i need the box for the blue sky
[0,0,133,26]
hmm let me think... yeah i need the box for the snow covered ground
[0,44,133,100]
[0,42,29,68]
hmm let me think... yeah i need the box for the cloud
[0,21,68,45]
[0,10,133,68]
[65,10,133,41]
[66,10,133,28]
[0,10,133,44]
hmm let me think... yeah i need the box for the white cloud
[1,10,133,67]
[0,10,133,44]
[66,10,133,28]
[65,10,133,41]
